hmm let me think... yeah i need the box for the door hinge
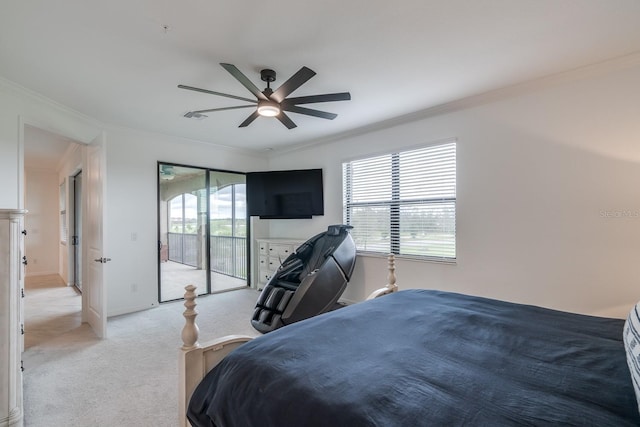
[21,229,27,236]
[21,288,24,298]
[21,360,24,372]
[21,324,24,335]
[71,235,79,245]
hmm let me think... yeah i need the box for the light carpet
[23,286,260,427]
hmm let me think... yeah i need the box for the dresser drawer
[255,238,304,288]
[268,243,294,259]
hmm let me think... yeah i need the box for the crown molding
[4,50,640,159]
[103,122,268,160]
[0,76,104,131]
[0,75,266,158]
[271,51,640,157]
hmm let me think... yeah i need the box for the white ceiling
[3,1,640,153]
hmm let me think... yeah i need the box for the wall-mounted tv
[246,168,324,219]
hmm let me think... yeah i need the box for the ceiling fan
[179,63,351,129]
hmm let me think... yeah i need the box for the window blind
[343,141,456,260]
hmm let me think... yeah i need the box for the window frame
[342,139,457,263]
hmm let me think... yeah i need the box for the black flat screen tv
[246,168,324,219]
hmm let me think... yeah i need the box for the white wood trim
[0,209,26,427]
[24,271,60,278]
[179,335,254,427]
[178,285,254,427]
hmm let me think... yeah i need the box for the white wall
[4,57,640,319]
[0,78,103,210]
[266,57,640,318]
[104,127,268,316]
[0,78,269,317]
[24,168,59,276]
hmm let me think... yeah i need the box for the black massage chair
[251,225,357,333]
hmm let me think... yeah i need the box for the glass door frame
[157,161,250,302]
[72,170,83,291]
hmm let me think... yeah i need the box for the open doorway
[23,125,83,347]
[158,163,248,302]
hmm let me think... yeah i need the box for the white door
[84,132,107,338]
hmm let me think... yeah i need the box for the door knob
[94,257,112,263]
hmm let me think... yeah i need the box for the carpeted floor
[22,278,260,427]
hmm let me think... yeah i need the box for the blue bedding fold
[188,289,640,426]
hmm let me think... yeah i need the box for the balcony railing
[167,232,247,280]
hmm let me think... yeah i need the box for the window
[169,193,199,234]
[342,140,456,261]
[210,183,246,238]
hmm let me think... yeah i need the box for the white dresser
[0,209,26,427]
[255,238,304,289]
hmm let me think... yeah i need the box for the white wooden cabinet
[0,209,26,427]
[255,238,304,289]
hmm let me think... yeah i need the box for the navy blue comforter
[187,290,639,426]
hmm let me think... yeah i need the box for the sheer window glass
[169,193,198,234]
[343,141,456,261]
[169,196,184,233]
[210,183,246,238]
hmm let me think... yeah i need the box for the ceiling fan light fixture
[257,100,280,117]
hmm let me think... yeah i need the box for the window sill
[355,251,457,265]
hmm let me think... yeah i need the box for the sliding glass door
[158,163,247,302]
[209,171,247,292]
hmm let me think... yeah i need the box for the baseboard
[25,271,60,278]
[107,304,158,318]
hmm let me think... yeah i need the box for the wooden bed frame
[178,254,398,427]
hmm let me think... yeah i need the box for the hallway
[21,283,259,426]
[24,274,82,349]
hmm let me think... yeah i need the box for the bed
[178,255,640,426]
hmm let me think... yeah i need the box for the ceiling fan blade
[281,92,351,106]
[220,63,268,101]
[276,112,297,129]
[178,85,257,104]
[281,105,338,120]
[271,66,316,103]
[239,111,260,128]
[192,105,255,114]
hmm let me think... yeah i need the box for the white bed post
[181,285,199,349]
[179,285,201,427]
[179,285,255,427]
[365,254,399,300]
[387,253,397,290]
